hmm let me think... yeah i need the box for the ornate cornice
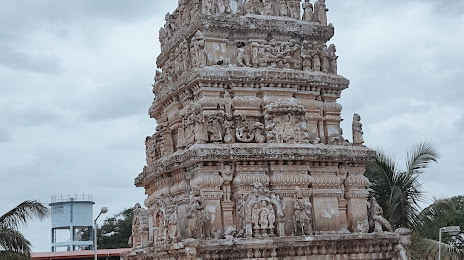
[135,144,374,187]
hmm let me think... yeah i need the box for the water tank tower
[50,195,95,252]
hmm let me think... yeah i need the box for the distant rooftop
[32,248,131,260]
[51,194,93,203]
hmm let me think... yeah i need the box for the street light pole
[438,226,461,260]
[94,207,108,260]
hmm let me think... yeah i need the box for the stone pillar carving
[190,163,224,237]
[345,163,370,233]
[310,162,342,231]
[322,91,342,145]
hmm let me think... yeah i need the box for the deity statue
[328,44,338,74]
[321,45,330,73]
[311,41,321,72]
[352,113,364,145]
[236,42,252,67]
[230,0,239,14]
[222,164,233,201]
[313,0,329,25]
[301,41,312,71]
[293,188,312,236]
[279,0,288,17]
[187,186,210,239]
[166,205,178,242]
[217,0,231,14]
[194,105,208,144]
[202,0,215,14]
[368,198,393,233]
[302,0,314,22]
[191,31,207,68]
[263,0,274,15]
[288,0,301,19]
[207,114,223,142]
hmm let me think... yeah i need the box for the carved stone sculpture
[236,42,252,67]
[126,1,411,259]
[302,0,314,22]
[314,0,329,25]
[328,44,338,75]
[293,188,313,236]
[191,31,207,68]
[368,198,393,233]
[279,0,288,17]
[187,186,210,239]
[352,113,364,145]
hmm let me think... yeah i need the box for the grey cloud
[0,47,61,73]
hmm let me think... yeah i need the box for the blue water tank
[49,195,95,252]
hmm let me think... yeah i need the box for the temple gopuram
[123,0,411,259]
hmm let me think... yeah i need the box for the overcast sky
[1,0,463,253]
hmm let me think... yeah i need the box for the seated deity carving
[239,183,285,238]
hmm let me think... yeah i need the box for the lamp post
[438,226,461,260]
[94,207,108,260]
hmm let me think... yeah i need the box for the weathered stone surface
[125,1,411,259]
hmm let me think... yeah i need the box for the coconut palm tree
[365,142,439,229]
[411,197,464,260]
[0,200,49,259]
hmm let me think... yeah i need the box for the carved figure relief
[240,183,285,238]
[314,0,329,25]
[302,0,314,22]
[191,31,207,68]
[279,0,288,17]
[311,41,321,72]
[129,203,149,249]
[235,115,266,143]
[236,42,252,67]
[207,112,224,142]
[321,45,330,73]
[368,198,393,233]
[328,44,338,75]
[265,101,310,144]
[293,187,313,236]
[352,113,364,145]
[187,186,210,239]
[263,0,274,15]
[221,164,233,201]
[288,0,301,19]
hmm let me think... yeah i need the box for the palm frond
[411,237,464,260]
[0,201,49,230]
[0,229,31,256]
[0,250,29,260]
[406,142,439,176]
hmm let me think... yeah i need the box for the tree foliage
[0,200,49,258]
[365,143,464,259]
[97,207,134,249]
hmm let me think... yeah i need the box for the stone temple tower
[124,1,411,259]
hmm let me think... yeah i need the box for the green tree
[97,207,134,249]
[411,197,464,259]
[365,142,439,229]
[0,200,49,259]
